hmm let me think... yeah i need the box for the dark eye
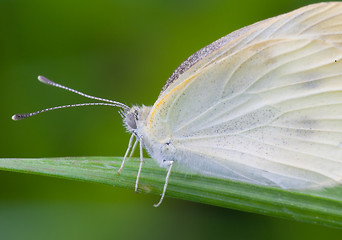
[126,112,137,129]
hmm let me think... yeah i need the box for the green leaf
[0,157,342,228]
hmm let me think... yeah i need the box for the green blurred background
[1,0,342,239]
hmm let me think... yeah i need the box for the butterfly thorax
[123,105,175,167]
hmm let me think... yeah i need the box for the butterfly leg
[118,133,135,174]
[154,160,174,207]
[129,138,138,158]
[135,138,144,192]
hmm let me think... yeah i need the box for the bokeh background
[1,0,342,239]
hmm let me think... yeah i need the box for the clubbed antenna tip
[37,75,53,85]
[12,114,29,121]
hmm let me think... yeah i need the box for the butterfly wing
[146,2,342,188]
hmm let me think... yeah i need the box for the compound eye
[126,112,137,129]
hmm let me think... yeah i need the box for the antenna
[37,76,129,110]
[12,76,130,121]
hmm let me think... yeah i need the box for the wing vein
[177,143,333,183]
[242,45,335,95]
[175,130,340,148]
[299,8,342,34]
[272,3,333,36]
[239,133,342,164]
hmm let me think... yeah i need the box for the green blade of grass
[0,156,342,228]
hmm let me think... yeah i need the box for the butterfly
[13,2,342,206]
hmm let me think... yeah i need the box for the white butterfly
[13,2,342,206]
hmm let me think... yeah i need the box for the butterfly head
[121,105,151,138]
